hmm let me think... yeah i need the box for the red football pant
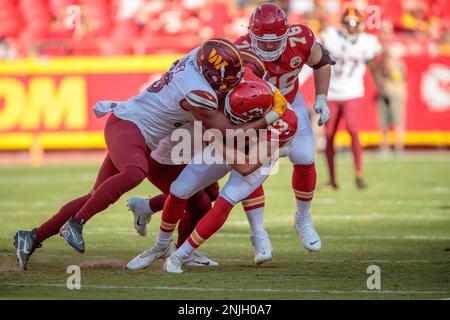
[325,99,363,183]
[35,114,150,241]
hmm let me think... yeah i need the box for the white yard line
[1,252,446,264]
[1,282,449,295]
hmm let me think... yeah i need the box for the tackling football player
[13,39,287,270]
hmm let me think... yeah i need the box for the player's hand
[272,89,288,116]
[313,94,330,126]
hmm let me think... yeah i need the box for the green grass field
[1,151,449,300]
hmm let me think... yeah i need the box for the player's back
[113,48,218,149]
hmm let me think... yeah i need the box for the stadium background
[0,0,449,154]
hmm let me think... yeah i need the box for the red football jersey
[266,108,297,146]
[235,24,315,103]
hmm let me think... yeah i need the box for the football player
[127,50,276,269]
[162,80,298,273]
[321,7,386,189]
[235,3,334,252]
[13,39,288,270]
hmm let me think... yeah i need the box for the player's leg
[14,153,119,270]
[127,150,230,270]
[324,101,342,188]
[165,162,275,272]
[288,93,321,252]
[128,158,185,236]
[241,185,272,264]
[342,99,366,189]
[60,114,150,253]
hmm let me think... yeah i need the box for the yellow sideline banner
[0,55,449,150]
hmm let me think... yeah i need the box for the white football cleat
[183,251,219,267]
[163,253,184,273]
[250,230,272,265]
[294,212,321,252]
[127,197,152,236]
[127,244,172,270]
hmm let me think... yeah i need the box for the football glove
[313,94,330,126]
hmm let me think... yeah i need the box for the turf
[0,151,449,300]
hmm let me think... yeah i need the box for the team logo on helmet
[290,56,302,68]
[208,48,229,70]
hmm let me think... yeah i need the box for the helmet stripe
[208,39,243,67]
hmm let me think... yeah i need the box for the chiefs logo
[422,64,450,112]
[208,48,229,70]
[290,56,302,68]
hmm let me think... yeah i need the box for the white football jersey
[93,48,218,150]
[151,122,205,165]
[321,27,381,101]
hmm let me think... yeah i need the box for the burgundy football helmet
[248,3,289,62]
[224,80,273,124]
[240,49,268,80]
[196,38,244,94]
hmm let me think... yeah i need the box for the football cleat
[250,230,272,265]
[127,243,173,270]
[183,251,219,267]
[127,197,152,236]
[356,177,368,190]
[163,253,184,273]
[294,212,321,252]
[13,229,42,270]
[59,218,85,253]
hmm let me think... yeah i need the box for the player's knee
[170,179,195,200]
[288,147,315,165]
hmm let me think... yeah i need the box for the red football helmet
[248,3,289,62]
[224,80,273,124]
[196,38,244,94]
[240,50,268,80]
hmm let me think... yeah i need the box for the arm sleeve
[184,90,219,110]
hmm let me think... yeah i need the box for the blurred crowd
[0,0,449,58]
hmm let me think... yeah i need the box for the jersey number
[333,57,359,78]
[268,119,289,135]
[288,26,306,48]
[147,58,187,93]
[268,69,301,96]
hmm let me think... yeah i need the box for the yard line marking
[214,233,450,240]
[2,283,450,295]
[0,253,444,264]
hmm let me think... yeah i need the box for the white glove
[313,94,330,126]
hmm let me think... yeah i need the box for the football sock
[149,194,167,213]
[35,194,90,242]
[181,196,233,258]
[177,191,212,247]
[292,163,316,216]
[157,193,187,248]
[242,185,265,233]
